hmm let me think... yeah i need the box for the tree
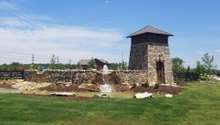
[121,61,128,70]
[201,53,216,75]
[172,57,185,73]
[49,54,57,69]
[195,61,206,75]
[50,54,56,64]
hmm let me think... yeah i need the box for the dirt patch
[0,83,13,89]
[0,80,183,95]
[78,83,99,92]
[134,85,183,95]
[0,80,17,89]
[40,84,80,92]
[114,84,133,92]
[41,83,100,92]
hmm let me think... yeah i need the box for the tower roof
[127,25,173,37]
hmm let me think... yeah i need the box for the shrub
[154,83,159,89]
[142,82,149,88]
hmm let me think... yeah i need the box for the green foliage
[201,53,216,75]
[0,62,27,71]
[154,83,159,89]
[172,57,185,73]
[108,62,128,70]
[199,74,210,81]
[142,82,149,88]
[49,54,57,69]
[173,54,218,82]
[121,61,128,70]
[195,61,206,75]
[0,62,76,71]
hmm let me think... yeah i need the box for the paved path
[0,88,20,94]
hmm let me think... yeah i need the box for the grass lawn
[0,82,220,125]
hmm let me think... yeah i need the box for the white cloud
[0,1,127,64]
[0,24,124,64]
[215,49,220,53]
[0,17,27,27]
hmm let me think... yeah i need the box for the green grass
[0,83,220,125]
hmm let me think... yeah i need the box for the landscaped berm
[0,82,219,125]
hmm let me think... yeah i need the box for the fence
[174,72,199,83]
[0,70,25,79]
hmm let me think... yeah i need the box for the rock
[78,83,99,92]
[121,82,133,89]
[134,92,152,99]
[213,76,220,81]
[135,83,141,87]
[50,92,75,96]
[165,94,173,98]
[63,82,72,87]
[95,93,109,98]
[100,84,112,93]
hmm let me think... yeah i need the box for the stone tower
[128,25,173,85]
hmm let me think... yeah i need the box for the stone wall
[114,70,148,85]
[147,43,173,85]
[24,70,148,85]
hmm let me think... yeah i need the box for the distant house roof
[78,59,90,65]
[78,58,108,65]
[127,25,173,38]
[94,58,108,64]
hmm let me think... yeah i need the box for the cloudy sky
[0,0,219,68]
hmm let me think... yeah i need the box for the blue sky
[0,0,219,68]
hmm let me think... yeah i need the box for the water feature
[100,65,112,94]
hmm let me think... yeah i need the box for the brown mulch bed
[114,84,133,92]
[40,83,99,92]
[133,85,183,95]
[78,84,99,92]
[40,84,80,92]
[0,83,13,89]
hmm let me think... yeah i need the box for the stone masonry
[128,25,174,85]
[24,70,148,85]
[147,42,173,84]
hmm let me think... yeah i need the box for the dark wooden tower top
[127,25,173,44]
[127,25,173,38]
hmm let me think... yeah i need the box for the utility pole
[31,54,35,70]
[32,54,35,64]
[121,52,124,70]
[68,59,72,69]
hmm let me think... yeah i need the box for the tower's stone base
[129,42,173,85]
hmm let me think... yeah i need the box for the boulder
[134,92,152,99]
[165,94,173,98]
[78,83,99,92]
[213,76,220,81]
[95,93,109,98]
[50,92,75,96]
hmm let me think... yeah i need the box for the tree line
[0,53,218,81]
[0,54,128,71]
[172,53,218,82]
